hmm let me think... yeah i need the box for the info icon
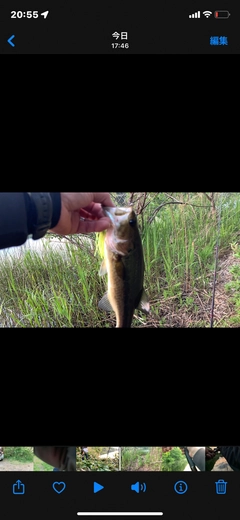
[174,481,188,494]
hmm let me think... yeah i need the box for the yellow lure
[95,231,106,259]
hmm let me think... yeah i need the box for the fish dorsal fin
[99,259,108,276]
[137,289,150,314]
[98,292,113,312]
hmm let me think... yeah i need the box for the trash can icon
[215,479,227,494]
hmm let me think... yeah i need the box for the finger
[79,202,115,220]
[79,208,98,221]
[92,193,115,207]
[77,217,111,234]
[79,204,106,220]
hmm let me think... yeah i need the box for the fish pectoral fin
[137,289,150,314]
[98,292,114,312]
[99,260,108,276]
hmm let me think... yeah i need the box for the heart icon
[52,481,66,494]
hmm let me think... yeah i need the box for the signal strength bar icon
[189,11,200,18]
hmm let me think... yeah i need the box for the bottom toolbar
[0,472,238,520]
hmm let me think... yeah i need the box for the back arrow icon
[7,35,15,47]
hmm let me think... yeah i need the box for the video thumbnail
[33,453,57,471]
[33,447,76,471]
[206,446,240,471]
[121,447,206,471]
[76,446,120,471]
[0,446,33,471]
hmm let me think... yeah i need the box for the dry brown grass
[136,249,240,328]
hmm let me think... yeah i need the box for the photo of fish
[98,206,150,328]
[1,192,239,328]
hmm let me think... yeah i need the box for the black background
[0,2,239,53]
[0,326,237,447]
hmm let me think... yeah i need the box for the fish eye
[129,219,136,227]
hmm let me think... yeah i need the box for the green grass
[121,447,187,471]
[33,455,54,471]
[3,446,33,462]
[0,240,103,327]
[161,447,187,471]
[224,243,240,326]
[121,447,149,471]
[141,192,240,327]
[1,192,240,327]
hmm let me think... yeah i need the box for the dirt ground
[0,459,33,471]
[211,457,233,471]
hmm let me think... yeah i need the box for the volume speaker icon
[203,10,212,17]
[131,482,147,493]
[189,11,200,18]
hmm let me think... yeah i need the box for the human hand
[50,192,115,235]
[206,447,217,460]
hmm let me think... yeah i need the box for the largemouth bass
[98,206,150,328]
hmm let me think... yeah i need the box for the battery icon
[214,10,230,18]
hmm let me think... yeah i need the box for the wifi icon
[203,10,212,17]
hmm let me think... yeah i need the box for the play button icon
[93,482,104,493]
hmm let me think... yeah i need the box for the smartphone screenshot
[0,194,237,519]
[0,2,239,53]
[0,446,238,519]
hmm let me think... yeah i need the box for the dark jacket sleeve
[0,193,61,250]
[0,193,29,250]
[218,446,240,471]
[49,193,61,229]
[34,446,76,471]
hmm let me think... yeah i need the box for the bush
[3,446,33,462]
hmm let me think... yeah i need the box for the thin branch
[147,200,212,224]
[202,192,212,202]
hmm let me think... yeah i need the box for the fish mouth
[103,206,133,223]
